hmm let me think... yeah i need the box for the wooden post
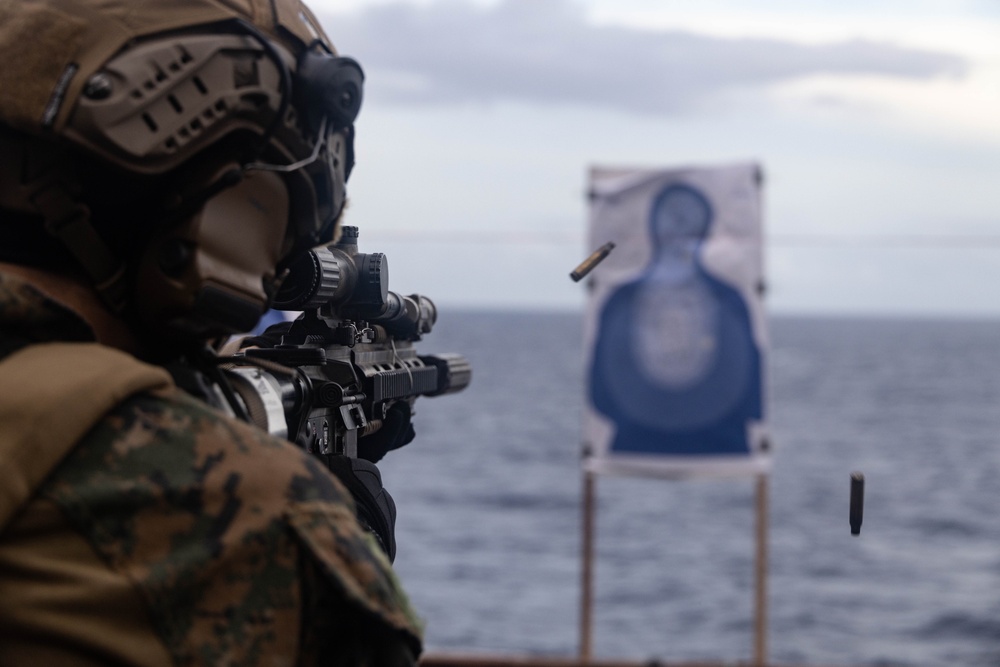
[753,473,769,667]
[579,470,596,662]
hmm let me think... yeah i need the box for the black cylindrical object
[850,472,865,536]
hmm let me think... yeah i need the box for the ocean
[378,311,1000,666]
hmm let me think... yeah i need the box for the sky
[306,0,1000,318]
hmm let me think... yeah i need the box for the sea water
[379,311,1000,666]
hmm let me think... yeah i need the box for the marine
[0,1,422,664]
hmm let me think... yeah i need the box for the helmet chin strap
[0,126,127,314]
[30,179,129,314]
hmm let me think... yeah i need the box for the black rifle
[220,226,471,558]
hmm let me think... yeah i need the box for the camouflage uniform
[0,270,423,666]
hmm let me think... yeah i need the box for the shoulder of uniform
[82,384,353,505]
[42,384,424,659]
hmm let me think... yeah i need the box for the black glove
[357,401,415,464]
[326,455,397,562]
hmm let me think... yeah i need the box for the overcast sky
[307,0,1000,318]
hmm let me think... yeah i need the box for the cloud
[320,0,967,114]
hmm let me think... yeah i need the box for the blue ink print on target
[589,183,762,456]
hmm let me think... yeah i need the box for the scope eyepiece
[272,246,345,310]
[271,227,389,313]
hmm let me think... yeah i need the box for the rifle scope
[273,226,386,311]
[272,227,436,335]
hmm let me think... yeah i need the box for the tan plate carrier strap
[0,342,173,528]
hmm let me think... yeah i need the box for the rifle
[219,225,471,558]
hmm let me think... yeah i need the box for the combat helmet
[0,0,364,342]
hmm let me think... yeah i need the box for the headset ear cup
[133,163,292,337]
[295,52,365,134]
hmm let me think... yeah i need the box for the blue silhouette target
[589,183,762,457]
